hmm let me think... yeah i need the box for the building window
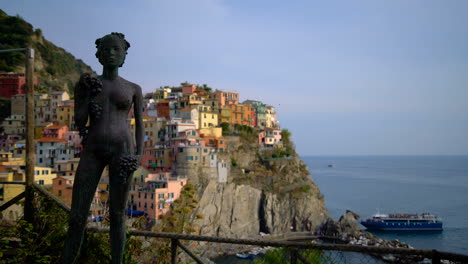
[168,193,174,198]
[58,180,62,185]
[159,203,164,209]
[158,193,164,199]
[58,190,62,196]
[39,180,44,185]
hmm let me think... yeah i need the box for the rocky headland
[177,131,419,261]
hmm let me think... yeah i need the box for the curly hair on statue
[94,32,131,66]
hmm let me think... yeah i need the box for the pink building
[129,178,187,220]
[43,124,69,139]
[258,128,282,147]
[145,172,174,182]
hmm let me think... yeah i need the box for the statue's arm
[133,84,144,156]
[75,74,90,131]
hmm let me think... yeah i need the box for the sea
[305,155,468,255]
[214,155,468,263]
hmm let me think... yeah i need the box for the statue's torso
[85,76,136,156]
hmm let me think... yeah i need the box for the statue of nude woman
[62,32,143,264]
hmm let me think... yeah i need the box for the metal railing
[2,181,468,263]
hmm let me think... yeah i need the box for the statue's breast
[110,85,133,111]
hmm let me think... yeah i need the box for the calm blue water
[304,155,468,255]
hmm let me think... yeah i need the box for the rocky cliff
[190,131,330,239]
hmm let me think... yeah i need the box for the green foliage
[0,9,94,93]
[220,122,230,134]
[159,183,200,234]
[253,248,329,264]
[231,158,238,168]
[0,11,33,71]
[0,193,68,263]
[301,184,312,193]
[281,129,292,145]
[195,84,212,92]
[77,232,111,264]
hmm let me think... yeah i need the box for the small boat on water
[361,213,443,231]
[235,252,254,259]
[235,248,263,259]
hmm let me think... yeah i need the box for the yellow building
[219,107,231,124]
[34,167,57,185]
[0,172,24,220]
[199,109,218,129]
[153,88,170,102]
[199,127,223,138]
[57,100,75,130]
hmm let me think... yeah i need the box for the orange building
[200,135,226,151]
[52,176,74,205]
[227,104,253,126]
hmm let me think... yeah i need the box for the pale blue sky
[4,1,468,155]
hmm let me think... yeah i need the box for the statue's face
[97,36,126,67]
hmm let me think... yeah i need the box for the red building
[0,73,38,98]
[156,101,170,119]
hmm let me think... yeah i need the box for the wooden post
[171,239,178,264]
[24,47,35,223]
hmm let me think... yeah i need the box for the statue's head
[95,32,131,67]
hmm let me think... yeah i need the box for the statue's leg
[62,151,106,264]
[108,155,133,264]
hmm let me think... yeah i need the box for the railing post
[171,238,178,264]
[290,249,298,264]
[24,47,35,223]
[432,249,441,264]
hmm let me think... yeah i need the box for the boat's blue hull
[361,221,443,231]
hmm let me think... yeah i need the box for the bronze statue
[62,32,143,263]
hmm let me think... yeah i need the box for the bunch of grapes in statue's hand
[82,74,102,97]
[89,102,103,121]
[88,77,102,96]
[119,155,139,183]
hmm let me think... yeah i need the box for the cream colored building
[34,166,57,185]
